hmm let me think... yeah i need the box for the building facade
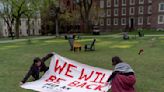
[0,18,41,37]
[99,0,164,31]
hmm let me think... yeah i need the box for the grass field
[0,35,164,92]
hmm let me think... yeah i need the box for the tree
[39,0,57,35]
[59,9,80,33]
[11,0,30,38]
[0,0,15,39]
[24,0,40,36]
[75,0,93,32]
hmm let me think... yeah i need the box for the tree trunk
[8,27,14,40]
[15,18,20,38]
[27,17,31,36]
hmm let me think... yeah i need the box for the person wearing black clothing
[20,53,54,84]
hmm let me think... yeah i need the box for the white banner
[21,54,112,92]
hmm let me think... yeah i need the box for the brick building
[99,0,164,31]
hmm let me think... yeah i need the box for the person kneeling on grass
[20,52,54,85]
[106,56,136,92]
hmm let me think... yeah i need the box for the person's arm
[41,53,54,63]
[21,66,33,83]
[107,71,119,82]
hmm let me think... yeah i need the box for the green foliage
[59,10,79,24]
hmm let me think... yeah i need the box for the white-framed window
[138,17,143,25]
[100,0,104,8]
[122,0,126,6]
[159,3,164,12]
[114,18,118,25]
[139,0,144,4]
[107,18,111,25]
[148,6,152,14]
[114,0,119,7]
[122,8,126,16]
[107,0,111,7]
[130,0,135,5]
[114,9,118,16]
[158,15,164,24]
[139,6,144,14]
[100,18,104,26]
[147,16,150,25]
[130,7,135,15]
[121,18,126,25]
[107,9,111,16]
[148,0,152,3]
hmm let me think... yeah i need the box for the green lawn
[0,36,164,92]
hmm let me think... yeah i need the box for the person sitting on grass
[106,56,136,92]
[20,52,54,85]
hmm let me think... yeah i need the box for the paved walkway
[82,34,164,38]
[0,36,55,44]
[0,34,164,44]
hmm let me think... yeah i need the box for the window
[138,17,143,25]
[139,6,144,14]
[114,0,118,7]
[130,7,135,15]
[107,0,111,7]
[107,18,111,25]
[139,0,144,4]
[148,0,152,3]
[148,6,152,14]
[114,18,118,25]
[107,9,111,16]
[100,19,104,26]
[147,17,150,24]
[122,8,126,15]
[121,18,126,25]
[114,9,118,16]
[100,0,104,8]
[130,0,135,5]
[122,0,126,6]
[158,15,164,24]
[159,3,164,12]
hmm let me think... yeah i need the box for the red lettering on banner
[45,75,66,83]
[76,82,87,88]
[68,81,80,87]
[92,72,103,82]
[78,69,94,81]
[45,75,56,82]
[68,81,106,91]
[65,64,77,78]
[99,74,105,83]
[86,84,97,89]
[94,85,104,91]
[54,59,67,74]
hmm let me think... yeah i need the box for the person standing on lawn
[106,56,136,92]
[20,52,54,84]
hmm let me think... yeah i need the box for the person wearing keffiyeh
[106,56,136,92]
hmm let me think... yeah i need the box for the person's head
[112,56,123,66]
[33,57,42,67]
